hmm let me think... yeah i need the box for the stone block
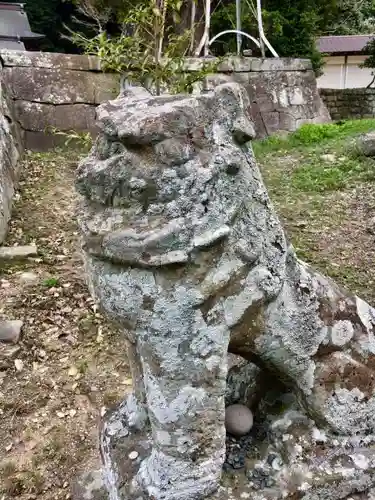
[24,130,97,152]
[262,111,280,134]
[184,57,311,73]
[358,132,375,156]
[328,106,338,113]
[0,49,102,71]
[324,95,337,102]
[288,87,306,106]
[279,111,297,132]
[249,57,311,72]
[93,73,120,104]
[14,101,97,132]
[3,67,117,104]
[0,68,22,244]
[231,73,251,86]
[0,320,23,344]
[254,94,276,112]
[0,245,38,260]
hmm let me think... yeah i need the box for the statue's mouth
[79,210,234,268]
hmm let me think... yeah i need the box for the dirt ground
[0,151,130,499]
[255,132,375,305]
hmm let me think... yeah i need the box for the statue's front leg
[86,257,230,499]
[134,286,231,500]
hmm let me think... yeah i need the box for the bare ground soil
[0,151,129,500]
[256,133,375,304]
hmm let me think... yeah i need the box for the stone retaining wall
[0,51,330,150]
[0,58,23,243]
[0,50,120,150]
[320,88,375,121]
[200,57,331,137]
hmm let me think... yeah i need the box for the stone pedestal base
[72,393,375,500]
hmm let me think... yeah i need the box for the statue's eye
[129,178,147,191]
[226,163,240,175]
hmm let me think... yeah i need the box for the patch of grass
[0,464,44,497]
[78,359,89,374]
[254,121,375,194]
[23,470,45,494]
[103,391,120,407]
[33,435,67,468]
[0,460,17,477]
[42,277,60,287]
[290,156,375,192]
[254,117,375,305]
[253,119,375,155]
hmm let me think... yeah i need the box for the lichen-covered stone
[358,132,375,156]
[0,62,22,243]
[225,354,264,408]
[77,83,375,500]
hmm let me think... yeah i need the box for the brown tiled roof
[317,35,374,54]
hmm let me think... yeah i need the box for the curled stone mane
[76,83,375,500]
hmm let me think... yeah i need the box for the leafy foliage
[328,0,375,35]
[72,0,219,95]
[20,0,375,78]
[211,0,337,75]
[49,127,93,151]
[24,0,78,53]
[361,37,375,86]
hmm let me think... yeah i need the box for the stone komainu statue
[76,83,375,500]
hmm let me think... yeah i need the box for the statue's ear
[232,116,256,145]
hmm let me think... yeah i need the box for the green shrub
[293,123,341,144]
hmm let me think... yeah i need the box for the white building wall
[317,55,374,89]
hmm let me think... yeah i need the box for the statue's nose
[232,116,256,145]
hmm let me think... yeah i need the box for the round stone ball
[225,404,253,437]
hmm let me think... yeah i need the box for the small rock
[225,404,253,437]
[19,272,39,284]
[358,132,375,156]
[320,153,336,163]
[128,451,139,460]
[14,358,24,371]
[68,365,78,377]
[0,320,23,344]
[0,245,38,261]
[360,132,375,158]
[366,216,375,235]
